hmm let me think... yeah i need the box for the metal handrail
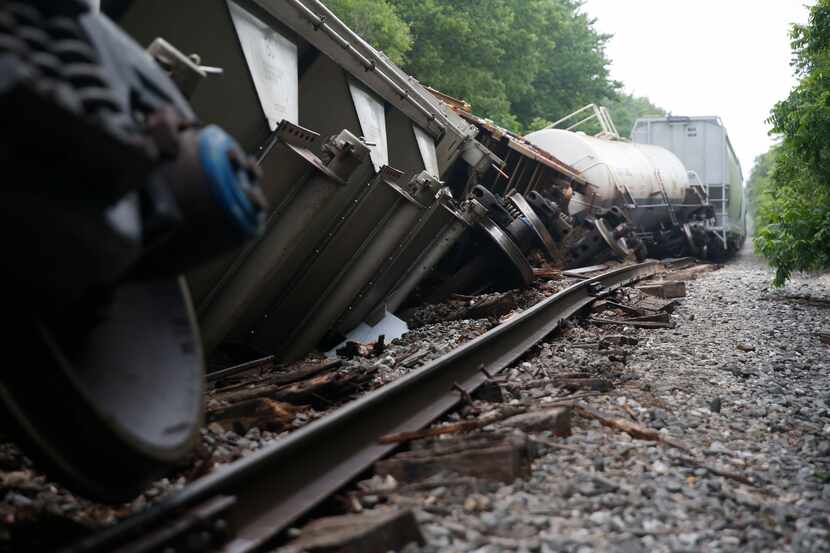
[546,104,621,140]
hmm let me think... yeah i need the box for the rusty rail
[62,261,660,553]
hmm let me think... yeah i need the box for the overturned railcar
[113,0,587,364]
[113,0,499,361]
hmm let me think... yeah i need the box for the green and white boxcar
[632,116,746,255]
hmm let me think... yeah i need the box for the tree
[324,0,412,65]
[754,147,830,286]
[511,0,619,130]
[754,0,830,285]
[388,0,524,129]
[745,146,778,222]
[385,0,619,132]
[322,0,663,135]
[605,93,665,139]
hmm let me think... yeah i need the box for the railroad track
[61,261,659,553]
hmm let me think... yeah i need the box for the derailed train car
[1,0,739,500]
[632,115,746,256]
[110,0,588,362]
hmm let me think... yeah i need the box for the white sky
[581,0,813,178]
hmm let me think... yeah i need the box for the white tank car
[524,128,690,230]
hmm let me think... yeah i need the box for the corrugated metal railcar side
[632,116,745,250]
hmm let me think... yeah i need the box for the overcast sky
[581,0,813,178]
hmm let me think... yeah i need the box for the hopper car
[632,115,746,257]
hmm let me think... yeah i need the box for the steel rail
[62,261,659,553]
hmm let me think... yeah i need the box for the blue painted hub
[197,125,263,238]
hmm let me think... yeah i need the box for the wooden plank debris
[661,257,697,270]
[451,294,517,321]
[212,365,374,407]
[372,335,386,356]
[637,281,687,299]
[378,421,483,445]
[552,378,612,392]
[211,358,342,394]
[591,300,645,317]
[562,264,608,279]
[278,509,424,553]
[670,454,760,488]
[336,341,375,358]
[635,296,680,313]
[396,348,429,368]
[207,355,275,383]
[599,335,639,348]
[375,434,534,484]
[532,267,561,279]
[664,264,718,282]
[501,407,572,437]
[589,317,672,329]
[623,312,671,324]
[207,398,301,434]
[574,405,693,453]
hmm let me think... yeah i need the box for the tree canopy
[323,0,661,134]
[745,146,778,222]
[324,0,412,65]
[605,93,665,138]
[752,0,830,285]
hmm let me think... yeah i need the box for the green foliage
[769,4,830,184]
[387,0,527,130]
[324,0,412,65]
[384,0,620,131]
[753,145,830,286]
[745,146,778,220]
[323,0,664,133]
[508,0,620,130]
[753,0,830,285]
[605,93,665,138]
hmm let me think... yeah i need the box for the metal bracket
[147,38,220,98]
[587,281,608,297]
[594,218,634,259]
[257,122,369,186]
[274,119,319,149]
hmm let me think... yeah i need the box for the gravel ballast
[380,249,830,553]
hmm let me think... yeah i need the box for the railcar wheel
[594,218,635,259]
[0,278,203,502]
